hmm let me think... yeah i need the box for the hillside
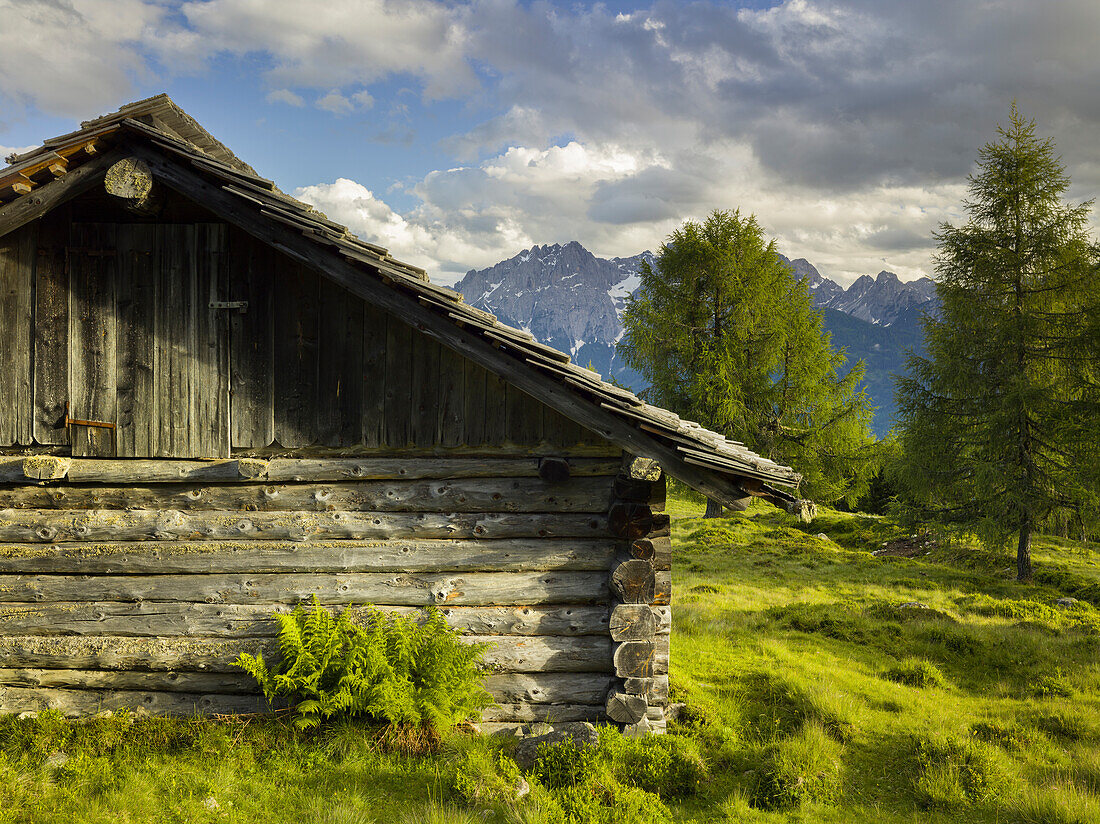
[458,243,936,435]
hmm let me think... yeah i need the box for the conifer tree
[619,209,875,510]
[895,105,1100,580]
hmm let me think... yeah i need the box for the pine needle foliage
[234,597,492,731]
[619,208,876,505]
[894,104,1100,580]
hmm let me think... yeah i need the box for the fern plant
[235,597,492,731]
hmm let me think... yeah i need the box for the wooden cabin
[0,96,806,734]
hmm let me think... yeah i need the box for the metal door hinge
[210,300,248,312]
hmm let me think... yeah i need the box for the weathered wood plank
[480,703,603,723]
[114,224,157,457]
[410,328,440,446]
[0,634,614,673]
[69,224,118,457]
[383,316,413,447]
[0,537,616,574]
[483,369,509,446]
[438,342,465,447]
[0,570,608,606]
[0,456,619,484]
[507,385,543,447]
[0,669,614,705]
[0,477,613,513]
[0,222,35,447]
[154,224,195,457]
[0,510,610,542]
[317,279,363,447]
[0,602,612,637]
[360,302,387,447]
[32,212,69,445]
[462,359,487,446]
[0,685,269,716]
[192,223,229,458]
[274,260,319,448]
[228,228,275,449]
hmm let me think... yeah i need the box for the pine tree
[894,105,1100,580]
[619,209,876,509]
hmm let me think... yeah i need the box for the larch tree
[619,209,876,513]
[894,105,1100,581]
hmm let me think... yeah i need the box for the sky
[2,0,1099,288]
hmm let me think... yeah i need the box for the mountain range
[455,243,937,437]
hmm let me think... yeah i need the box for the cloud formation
[4,0,1099,286]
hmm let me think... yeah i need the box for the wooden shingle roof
[0,96,810,515]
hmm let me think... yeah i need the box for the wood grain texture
[273,260,319,448]
[0,537,616,574]
[0,570,609,606]
[0,223,35,447]
[0,634,613,673]
[32,212,69,445]
[0,509,609,543]
[0,477,613,514]
[0,685,270,716]
[0,668,613,705]
[317,278,363,447]
[154,224,194,457]
[191,223,229,458]
[228,227,275,448]
[114,223,157,457]
[69,223,118,457]
[0,456,620,484]
[0,602,611,637]
[360,302,387,447]
[383,316,412,448]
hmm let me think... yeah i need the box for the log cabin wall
[0,194,670,727]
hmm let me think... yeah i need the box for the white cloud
[0,0,163,116]
[2,144,38,163]
[316,90,353,115]
[266,88,304,106]
[168,0,475,99]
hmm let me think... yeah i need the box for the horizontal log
[480,703,604,723]
[20,457,70,481]
[0,538,617,574]
[609,604,657,641]
[613,477,666,511]
[0,603,612,638]
[610,560,656,604]
[0,668,613,705]
[608,503,654,540]
[606,691,647,724]
[654,606,671,635]
[0,667,254,693]
[0,478,613,514]
[654,570,671,606]
[0,458,621,485]
[614,640,655,679]
[622,456,662,482]
[0,686,269,717]
[629,537,671,570]
[0,571,609,607]
[0,510,609,543]
[625,675,669,705]
[0,634,614,673]
[484,673,613,705]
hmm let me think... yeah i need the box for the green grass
[2,485,1098,822]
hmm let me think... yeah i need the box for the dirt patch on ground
[873,535,937,558]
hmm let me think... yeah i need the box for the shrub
[750,722,843,810]
[912,735,1011,809]
[235,597,492,731]
[602,730,707,799]
[1027,672,1073,698]
[532,740,600,790]
[884,659,948,689]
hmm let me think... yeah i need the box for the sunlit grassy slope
[1,485,1098,823]
[666,483,1100,822]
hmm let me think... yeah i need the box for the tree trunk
[1017,523,1032,582]
[704,497,724,518]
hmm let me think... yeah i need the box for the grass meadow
[2,486,1098,822]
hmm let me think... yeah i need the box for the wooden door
[62,223,230,458]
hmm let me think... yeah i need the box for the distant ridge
[457,242,937,435]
